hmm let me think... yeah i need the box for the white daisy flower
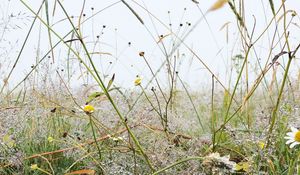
[284,126,300,148]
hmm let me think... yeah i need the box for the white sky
[1,0,300,91]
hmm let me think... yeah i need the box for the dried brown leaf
[209,0,228,12]
[65,169,95,175]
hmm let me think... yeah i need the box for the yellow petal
[7,140,16,148]
[3,134,16,148]
[83,105,95,113]
[3,134,10,143]
[258,141,265,149]
[234,163,243,171]
[235,162,250,172]
[242,162,250,172]
[134,77,142,86]
[30,164,38,170]
[47,136,54,143]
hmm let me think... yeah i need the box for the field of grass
[1,0,300,174]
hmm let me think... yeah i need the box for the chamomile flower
[284,126,300,148]
[134,76,142,86]
[82,104,95,114]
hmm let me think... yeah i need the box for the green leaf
[86,92,104,104]
[107,73,115,90]
[268,0,275,16]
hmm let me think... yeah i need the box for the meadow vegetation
[1,0,300,174]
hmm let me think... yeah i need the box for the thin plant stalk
[176,74,204,131]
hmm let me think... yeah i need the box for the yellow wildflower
[3,134,16,148]
[83,104,95,114]
[258,141,265,149]
[47,136,54,143]
[30,164,38,170]
[234,162,250,172]
[134,77,142,86]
